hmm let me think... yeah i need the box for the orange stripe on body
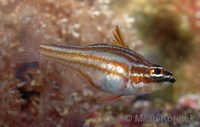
[132,66,150,74]
[83,45,152,66]
[39,45,129,79]
[51,44,152,66]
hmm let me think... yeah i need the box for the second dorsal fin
[79,23,128,48]
[79,22,105,45]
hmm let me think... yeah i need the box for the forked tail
[14,25,50,63]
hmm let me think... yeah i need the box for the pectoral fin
[58,67,90,95]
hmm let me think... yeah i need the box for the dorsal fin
[108,25,127,48]
[79,22,105,45]
[79,23,128,47]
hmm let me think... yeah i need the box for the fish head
[130,64,176,95]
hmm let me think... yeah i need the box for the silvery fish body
[39,43,175,96]
[17,25,176,100]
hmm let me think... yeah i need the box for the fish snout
[169,76,176,83]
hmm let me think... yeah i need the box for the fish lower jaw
[132,82,162,95]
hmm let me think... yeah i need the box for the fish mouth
[165,71,176,83]
[168,76,176,83]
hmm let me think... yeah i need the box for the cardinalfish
[16,25,175,101]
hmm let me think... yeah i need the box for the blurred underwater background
[0,0,200,126]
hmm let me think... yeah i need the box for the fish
[15,24,176,101]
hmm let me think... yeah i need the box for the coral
[0,0,200,127]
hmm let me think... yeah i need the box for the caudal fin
[14,25,50,63]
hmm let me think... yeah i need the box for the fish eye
[154,68,161,74]
[150,67,163,78]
